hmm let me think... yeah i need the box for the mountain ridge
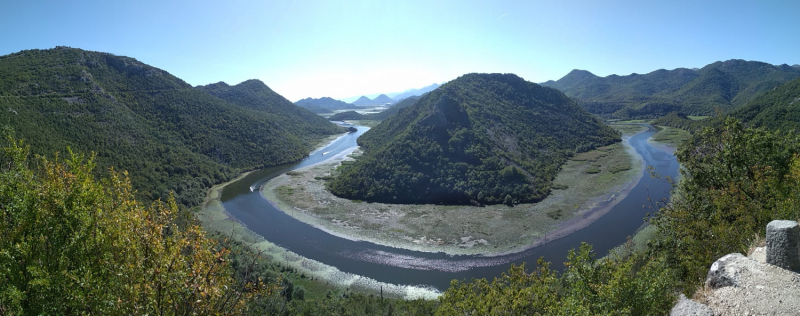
[541,59,800,118]
[0,47,342,206]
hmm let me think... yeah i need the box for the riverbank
[197,134,441,300]
[261,126,647,257]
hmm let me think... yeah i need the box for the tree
[0,136,273,314]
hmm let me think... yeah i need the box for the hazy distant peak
[352,96,373,105]
[372,94,394,104]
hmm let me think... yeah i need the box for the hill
[0,47,342,206]
[371,94,394,104]
[328,73,619,205]
[541,60,800,118]
[733,78,800,130]
[351,95,373,106]
[328,96,421,121]
[294,96,356,113]
[392,83,440,101]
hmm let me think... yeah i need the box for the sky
[1,0,798,102]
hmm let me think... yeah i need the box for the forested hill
[541,59,800,119]
[0,47,342,206]
[328,73,619,205]
[733,78,800,130]
[294,96,357,113]
[328,95,421,121]
[196,80,337,137]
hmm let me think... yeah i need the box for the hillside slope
[733,78,800,130]
[294,96,357,113]
[0,47,342,206]
[329,73,619,205]
[541,60,800,118]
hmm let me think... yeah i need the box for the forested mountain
[392,83,440,101]
[351,95,373,106]
[541,59,800,118]
[196,80,337,137]
[328,96,420,121]
[0,47,342,206]
[733,78,800,130]
[294,96,357,113]
[328,73,619,205]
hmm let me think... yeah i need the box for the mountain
[541,60,800,118]
[392,83,440,101]
[733,78,800,130]
[351,96,373,106]
[197,80,339,138]
[328,96,421,121]
[328,73,619,205]
[371,94,394,104]
[0,47,342,207]
[294,96,356,113]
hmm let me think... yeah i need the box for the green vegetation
[295,96,359,114]
[0,135,438,314]
[733,78,800,130]
[329,73,620,205]
[0,136,273,314]
[0,47,342,207]
[651,126,692,147]
[437,117,800,315]
[541,60,800,119]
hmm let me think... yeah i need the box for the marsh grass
[651,125,691,147]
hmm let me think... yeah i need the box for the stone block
[766,220,800,271]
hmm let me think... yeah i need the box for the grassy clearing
[608,123,647,136]
[688,115,710,120]
[604,224,658,261]
[262,136,644,256]
[651,125,691,147]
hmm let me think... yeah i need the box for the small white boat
[322,151,330,155]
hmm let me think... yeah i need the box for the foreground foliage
[0,137,276,315]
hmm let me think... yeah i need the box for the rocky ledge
[671,220,800,315]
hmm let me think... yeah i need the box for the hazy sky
[2,0,798,101]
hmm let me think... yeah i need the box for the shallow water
[221,124,679,291]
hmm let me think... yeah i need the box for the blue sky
[2,0,798,101]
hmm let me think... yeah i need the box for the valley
[197,122,679,293]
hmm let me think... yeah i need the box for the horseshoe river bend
[199,124,679,299]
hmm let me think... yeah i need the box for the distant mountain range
[541,60,800,119]
[328,96,421,121]
[336,83,442,103]
[294,96,358,113]
[391,83,441,101]
[328,73,619,205]
[0,47,342,207]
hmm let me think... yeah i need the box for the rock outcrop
[671,220,800,315]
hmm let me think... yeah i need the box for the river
[220,124,679,291]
